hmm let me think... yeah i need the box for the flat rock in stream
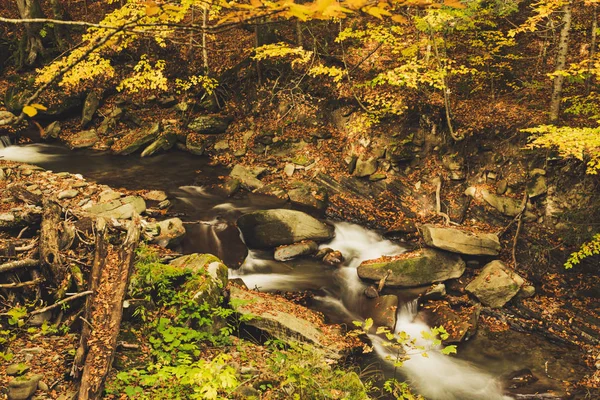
[357,248,465,288]
[148,218,186,248]
[465,260,525,308]
[229,285,357,360]
[361,295,398,330]
[419,224,500,256]
[88,195,146,219]
[237,209,335,249]
[274,240,318,261]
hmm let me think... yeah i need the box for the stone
[170,254,228,308]
[223,178,241,197]
[369,173,387,182]
[423,302,479,343]
[424,283,446,300]
[157,95,176,108]
[479,189,536,220]
[353,157,377,178]
[37,381,49,391]
[255,183,288,201]
[229,286,356,359]
[6,363,29,376]
[43,121,61,139]
[517,284,536,299]
[81,91,100,127]
[188,115,232,134]
[57,189,79,200]
[284,163,295,177]
[274,240,318,261]
[527,175,547,198]
[442,155,466,180]
[323,250,343,266]
[27,310,52,326]
[0,111,17,126]
[504,368,538,389]
[230,164,265,191]
[530,168,546,176]
[141,133,176,157]
[465,260,525,308]
[419,224,501,256]
[186,133,206,155]
[98,190,122,203]
[88,195,146,219]
[361,295,398,330]
[112,122,161,155]
[148,218,186,248]
[65,129,98,149]
[287,182,328,214]
[357,248,466,288]
[237,209,335,249]
[214,139,229,151]
[8,374,43,400]
[142,190,168,202]
[364,286,379,299]
[496,180,508,195]
[314,247,333,259]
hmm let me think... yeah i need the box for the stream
[0,142,588,400]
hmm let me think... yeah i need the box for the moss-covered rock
[170,253,228,308]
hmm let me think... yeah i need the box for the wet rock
[43,121,61,139]
[112,122,161,155]
[369,173,387,182]
[364,286,379,299]
[423,302,479,343]
[141,132,176,157]
[58,189,79,200]
[223,178,241,197]
[98,107,123,135]
[230,164,265,191]
[496,180,508,195]
[88,195,146,219]
[424,283,446,300]
[323,250,343,266]
[229,286,355,360]
[419,224,500,256]
[504,368,538,389]
[185,133,206,155]
[81,91,100,127]
[314,247,333,259]
[274,240,318,261]
[357,248,465,288]
[362,294,398,330]
[8,374,43,400]
[65,129,98,149]
[287,182,328,214]
[188,115,232,134]
[527,175,547,198]
[237,209,335,249]
[353,157,377,178]
[255,182,288,201]
[148,218,186,248]
[142,190,168,202]
[170,254,228,307]
[465,260,525,308]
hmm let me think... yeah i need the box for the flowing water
[1,143,586,399]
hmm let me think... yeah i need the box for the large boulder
[111,123,161,155]
[237,209,335,249]
[188,115,232,134]
[170,254,228,307]
[141,132,176,157]
[419,224,500,256]
[357,248,465,288]
[465,260,525,308]
[229,286,358,360]
[88,195,146,219]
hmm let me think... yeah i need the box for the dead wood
[40,199,66,291]
[0,258,39,274]
[29,290,92,316]
[8,184,42,205]
[74,217,141,400]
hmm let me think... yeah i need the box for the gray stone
[43,121,61,139]
[517,284,536,299]
[424,283,446,300]
[214,139,229,151]
[8,374,42,400]
[357,248,465,288]
[148,218,186,248]
[237,209,335,249]
[98,190,122,203]
[353,157,377,178]
[496,180,508,195]
[37,381,49,391]
[27,310,52,327]
[361,294,398,330]
[527,175,547,198]
[419,224,501,256]
[284,163,295,177]
[479,189,536,220]
[170,254,228,308]
[287,182,327,214]
[111,122,161,155]
[142,190,168,202]
[65,129,98,149]
[188,115,231,134]
[229,286,354,360]
[274,240,318,261]
[81,91,100,127]
[223,178,241,197]
[465,260,525,308]
[230,164,265,191]
[323,250,343,266]
[6,363,29,376]
[57,189,79,200]
[88,195,146,219]
[141,133,176,157]
[423,302,479,343]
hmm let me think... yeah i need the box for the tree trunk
[586,5,597,95]
[49,0,68,51]
[549,1,572,123]
[75,218,141,400]
[40,199,66,295]
[15,0,45,67]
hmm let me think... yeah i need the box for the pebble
[58,189,79,199]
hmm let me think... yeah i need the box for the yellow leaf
[31,103,47,111]
[344,0,367,9]
[365,6,391,19]
[145,4,160,16]
[391,14,408,24]
[22,105,38,117]
[444,0,466,9]
[250,0,262,8]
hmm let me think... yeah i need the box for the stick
[512,193,528,268]
[0,278,43,289]
[433,176,452,225]
[29,290,92,316]
[0,258,39,274]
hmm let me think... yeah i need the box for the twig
[30,290,93,316]
[433,176,453,225]
[0,278,43,289]
[16,227,28,239]
[377,270,391,292]
[512,193,529,268]
[0,258,39,274]
[116,342,140,349]
[16,239,38,252]
[80,316,94,331]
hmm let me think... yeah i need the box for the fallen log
[8,184,42,206]
[40,199,66,292]
[73,217,141,400]
[0,258,39,274]
[0,208,42,231]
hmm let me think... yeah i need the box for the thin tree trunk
[49,0,67,51]
[586,5,597,95]
[202,6,208,74]
[40,199,66,296]
[550,1,573,123]
[15,0,45,67]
